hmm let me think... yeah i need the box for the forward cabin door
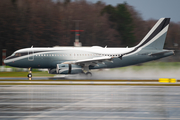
[28,49,34,61]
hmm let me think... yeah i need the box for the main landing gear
[27,67,32,80]
[80,72,92,77]
[82,65,92,77]
[86,72,92,77]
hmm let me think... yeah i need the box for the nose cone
[3,58,8,65]
[3,57,11,66]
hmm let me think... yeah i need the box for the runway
[1,85,180,120]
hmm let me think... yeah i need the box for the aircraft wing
[62,56,112,66]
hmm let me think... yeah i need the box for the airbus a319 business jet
[4,18,174,79]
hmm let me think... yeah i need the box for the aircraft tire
[86,72,92,77]
[27,73,32,78]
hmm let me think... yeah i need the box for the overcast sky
[87,0,180,23]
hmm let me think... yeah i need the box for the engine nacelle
[48,64,83,74]
[57,64,83,74]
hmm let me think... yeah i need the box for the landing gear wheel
[86,72,92,77]
[28,67,32,80]
[27,73,32,78]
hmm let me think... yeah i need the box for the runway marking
[0,82,180,86]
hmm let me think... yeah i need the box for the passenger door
[28,49,34,61]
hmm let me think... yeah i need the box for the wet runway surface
[1,85,180,120]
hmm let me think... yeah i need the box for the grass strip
[0,72,54,77]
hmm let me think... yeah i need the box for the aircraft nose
[3,58,7,64]
[3,57,10,65]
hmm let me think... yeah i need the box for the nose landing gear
[27,67,32,80]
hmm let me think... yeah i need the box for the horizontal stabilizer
[148,50,174,56]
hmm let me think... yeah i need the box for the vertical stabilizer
[135,18,170,50]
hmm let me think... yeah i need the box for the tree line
[0,0,180,65]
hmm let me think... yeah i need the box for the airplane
[4,18,174,79]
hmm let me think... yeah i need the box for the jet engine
[48,64,83,74]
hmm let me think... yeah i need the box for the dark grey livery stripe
[120,18,170,57]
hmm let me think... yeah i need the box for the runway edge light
[159,78,176,83]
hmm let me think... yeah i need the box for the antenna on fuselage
[31,46,33,48]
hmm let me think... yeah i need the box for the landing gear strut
[27,67,32,80]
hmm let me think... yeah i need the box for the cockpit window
[11,53,16,56]
[10,51,32,58]
[5,51,28,60]
[11,52,22,56]
[14,53,21,56]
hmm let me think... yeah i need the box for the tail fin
[135,18,170,50]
